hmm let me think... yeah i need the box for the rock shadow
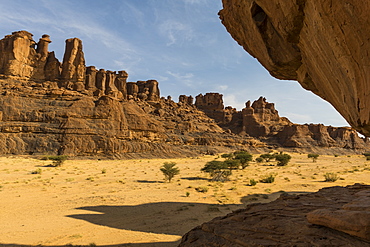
[136,180,163,183]
[67,201,239,236]
[180,177,209,181]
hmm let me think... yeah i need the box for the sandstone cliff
[219,0,370,137]
[0,30,368,158]
[194,93,369,152]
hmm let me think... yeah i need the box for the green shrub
[250,179,258,186]
[43,155,68,167]
[259,174,276,183]
[367,156,370,161]
[201,160,231,182]
[308,154,319,162]
[259,153,275,162]
[233,151,253,169]
[275,153,291,166]
[160,162,180,182]
[221,153,233,159]
[324,172,339,182]
[255,157,264,163]
[224,159,240,171]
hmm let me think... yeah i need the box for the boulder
[179,184,370,246]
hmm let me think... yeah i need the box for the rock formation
[0,30,368,158]
[219,0,370,137]
[193,93,369,152]
[0,31,60,81]
[179,184,370,246]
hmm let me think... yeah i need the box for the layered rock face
[0,31,259,157]
[219,0,370,137]
[194,93,369,151]
[0,30,368,157]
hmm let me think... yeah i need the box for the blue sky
[0,0,348,126]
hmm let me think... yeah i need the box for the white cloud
[159,20,193,46]
[217,85,228,91]
[166,71,194,80]
[223,94,245,110]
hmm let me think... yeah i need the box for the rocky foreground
[0,30,368,158]
[179,184,370,246]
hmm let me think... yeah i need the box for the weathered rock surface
[179,184,370,246]
[219,0,370,137]
[195,93,370,152]
[0,30,368,158]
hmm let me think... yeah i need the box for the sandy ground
[0,153,369,246]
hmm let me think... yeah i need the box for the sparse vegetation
[255,157,264,163]
[201,160,231,182]
[233,151,253,169]
[259,153,276,162]
[324,172,339,182]
[249,179,258,186]
[259,173,276,183]
[275,153,291,166]
[308,154,319,162]
[160,162,180,182]
[42,155,68,167]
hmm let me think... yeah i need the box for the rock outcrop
[219,0,370,137]
[179,184,370,246]
[193,93,369,152]
[0,30,368,157]
[0,31,60,81]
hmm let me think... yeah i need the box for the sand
[0,153,369,246]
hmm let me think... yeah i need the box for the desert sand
[0,153,369,246]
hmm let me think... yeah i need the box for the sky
[0,0,349,127]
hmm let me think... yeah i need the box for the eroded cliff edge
[0,30,368,158]
[219,0,370,136]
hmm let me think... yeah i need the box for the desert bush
[275,153,291,166]
[224,159,240,171]
[43,155,68,167]
[201,160,231,182]
[308,153,319,162]
[250,179,258,186]
[259,174,276,183]
[233,151,253,169]
[324,172,339,182]
[255,157,264,163]
[259,153,276,162]
[367,156,370,161]
[221,153,233,159]
[160,162,180,182]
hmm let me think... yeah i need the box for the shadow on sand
[1,191,310,247]
[66,201,239,236]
